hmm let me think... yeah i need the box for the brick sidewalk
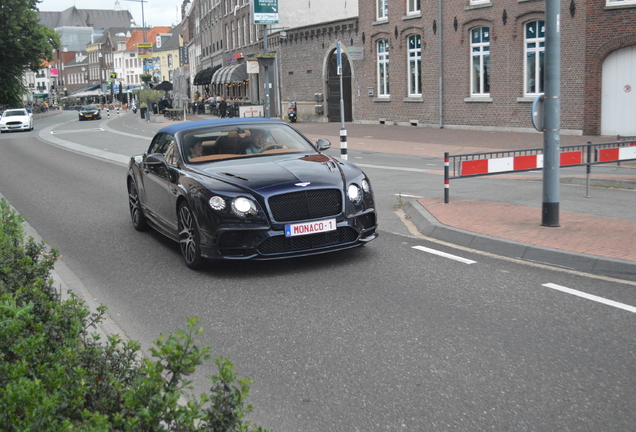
[418,198,636,264]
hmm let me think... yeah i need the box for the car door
[141,133,174,230]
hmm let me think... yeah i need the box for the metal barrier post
[444,152,450,203]
[586,142,592,198]
[107,108,110,119]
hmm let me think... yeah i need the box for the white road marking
[542,283,636,314]
[356,163,431,173]
[50,128,104,134]
[396,193,424,198]
[412,246,477,264]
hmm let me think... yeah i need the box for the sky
[37,0,182,29]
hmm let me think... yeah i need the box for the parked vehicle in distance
[127,118,378,269]
[0,108,33,133]
[78,105,102,121]
[288,101,297,123]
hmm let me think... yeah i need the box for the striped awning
[193,65,221,85]
[211,63,248,84]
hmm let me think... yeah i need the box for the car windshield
[81,105,98,111]
[181,123,317,164]
[3,110,27,117]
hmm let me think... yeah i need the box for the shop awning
[193,65,221,86]
[211,63,248,84]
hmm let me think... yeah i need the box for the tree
[0,0,60,107]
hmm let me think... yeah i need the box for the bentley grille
[268,189,342,222]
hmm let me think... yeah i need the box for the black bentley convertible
[127,118,377,269]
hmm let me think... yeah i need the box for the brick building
[350,0,636,135]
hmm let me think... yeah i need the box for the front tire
[128,178,148,231]
[178,202,204,269]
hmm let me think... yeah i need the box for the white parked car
[0,108,34,133]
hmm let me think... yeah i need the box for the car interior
[184,127,303,163]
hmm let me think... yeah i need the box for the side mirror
[145,153,167,166]
[315,138,331,151]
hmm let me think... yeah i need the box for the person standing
[219,98,228,118]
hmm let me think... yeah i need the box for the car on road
[127,118,378,268]
[0,108,33,133]
[78,105,102,121]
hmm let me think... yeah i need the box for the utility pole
[542,0,561,227]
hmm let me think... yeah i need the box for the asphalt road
[1,112,636,431]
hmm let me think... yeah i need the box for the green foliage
[139,89,163,106]
[0,0,60,106]
[0,198,269,431]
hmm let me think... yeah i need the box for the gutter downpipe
[438,0,443,129]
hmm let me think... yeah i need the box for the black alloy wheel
[128,178,148,231]
[178,202,204,269]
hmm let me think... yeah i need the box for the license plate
[85,115,92,118]
[285,218,336,237]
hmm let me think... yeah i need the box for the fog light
[209,196,226,211]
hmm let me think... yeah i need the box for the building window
[168,54,173,68]
[524,20,545,96]
[232,21,236,50]
[606,0,636,5]
[407,0,420,15]
[377,39,390,96]
[470,26,490,96]
[407,35,421,96]
[243,16,247,46]
[377,0,388,20]
[470,0,490,4]
[237,19,242,47]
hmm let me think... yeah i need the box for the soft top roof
[157,117,283,136]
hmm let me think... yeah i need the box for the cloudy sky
[37,0,182,29]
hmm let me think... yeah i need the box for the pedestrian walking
[219,98,228,118]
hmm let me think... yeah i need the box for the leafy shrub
[0,199,268,431]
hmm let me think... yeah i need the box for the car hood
[198,153,346,192]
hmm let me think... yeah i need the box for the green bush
[0,199,269,431]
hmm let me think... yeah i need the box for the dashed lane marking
[542,283,636,314]
[412,246,477,264]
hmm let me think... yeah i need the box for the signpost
[251,0,279,24]
[252,0,279,119]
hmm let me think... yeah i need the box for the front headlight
[347,184,362,204]
[231,196,257,218]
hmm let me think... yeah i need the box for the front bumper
[199,210,378,260]
[0,123,30,131]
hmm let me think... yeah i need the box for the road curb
[403,200,636,282]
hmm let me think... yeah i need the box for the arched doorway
[601,45,636,136]
[327,50,352,122]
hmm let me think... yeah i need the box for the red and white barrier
[460,151,582,176]
[598,145,636,162]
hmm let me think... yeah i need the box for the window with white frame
[232,21,236,49]
[606,0,636,5]
[407,0,420,15]
[237,19,242,47]
[243,17,247,46]
[470,0,490,5]
[377,39,390,96]
[377,0,388,20]
[470,26,490,96]
[524,20,545,96]
[407,35,421,96]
